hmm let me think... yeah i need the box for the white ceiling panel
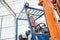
[0,3,11,16]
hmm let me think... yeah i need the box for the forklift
[19,0,60,40]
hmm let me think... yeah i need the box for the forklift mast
[56,0,60,17]
[38,0,60,40]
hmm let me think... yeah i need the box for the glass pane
[2,15,15,27]
[1,27,15,39]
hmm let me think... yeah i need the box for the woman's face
[27,9,30,15]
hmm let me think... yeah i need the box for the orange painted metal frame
[56,0,60,17]
[38,0,60,40]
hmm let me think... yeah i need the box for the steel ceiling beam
[0,0,1,2]
[1,0,16,17]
